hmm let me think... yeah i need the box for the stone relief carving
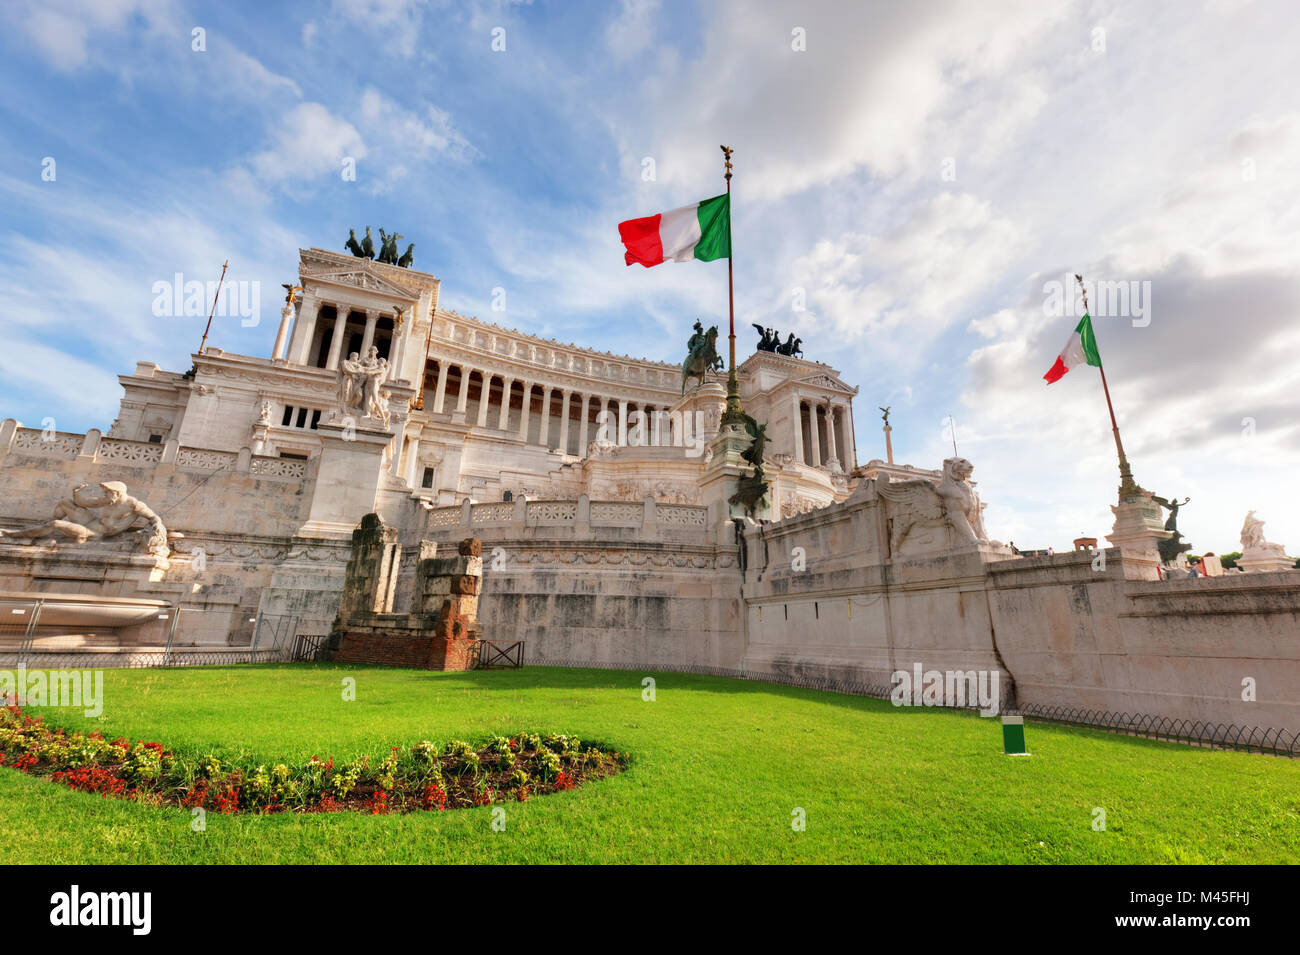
[0,481,170,557]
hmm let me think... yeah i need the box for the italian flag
[619,193,731,267]
[1043,313,1102,384]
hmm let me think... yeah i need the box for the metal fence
[0,599,324,669]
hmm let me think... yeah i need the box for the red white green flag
[1043,313,1102,384]
[618,193,731,267]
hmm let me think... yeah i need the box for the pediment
[300,266,417,300]
[797,374,856,394]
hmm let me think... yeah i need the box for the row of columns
[791,396,854,469]
[288,298,404,380]
[426,364,668,453]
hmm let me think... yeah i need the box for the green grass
[1,664,1297,863]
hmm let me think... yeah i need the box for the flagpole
[721,145,742,421]
[1077,273,1141,499]
[198,259,229,356]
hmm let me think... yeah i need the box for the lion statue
[876,457,991,554]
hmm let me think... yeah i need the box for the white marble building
[109,247,875,521]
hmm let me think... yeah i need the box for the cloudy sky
[1,0,1297,553]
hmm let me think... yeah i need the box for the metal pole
[162,605,181,666]
[721,145,742,423]
[198,260,229,356]
[1077,274,1140,499]
[17,599,43,667]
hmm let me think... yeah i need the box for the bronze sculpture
[682,322,723,394]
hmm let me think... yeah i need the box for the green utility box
[1002,715,1029,755]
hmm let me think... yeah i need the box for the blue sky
[2,0,1299,554]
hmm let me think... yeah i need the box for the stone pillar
[389,313,407,381]
[519,381,532,440]
[455,365,471,414]
[476,374,492,428]
[539,386,554,448]
[288,295,320,365]
[582,394,595,450]
[325,306,348,371]
[791,394,804,464]
[432,362,450,414]
[498,377,513,430]
[360,309,379,357]
[272,302,295,361]
[825,403,840,470]
[558,390,572,454]
[618,398,628,446]
[389,428,407,478]
[845,403,858,469]
[405,435,421,487]
[809,401,823,466]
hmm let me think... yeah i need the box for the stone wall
[740,489,1299,730]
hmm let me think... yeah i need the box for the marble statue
[0,481,169,557]
[875,457,992,553]
[1240,511,1287,558]
[337,347,391,427]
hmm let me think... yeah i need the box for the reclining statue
[0,481,169,557]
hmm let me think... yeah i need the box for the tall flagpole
[721,145,742,422]
[198,259,229,356]
[1076,273,1141,499]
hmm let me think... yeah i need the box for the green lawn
[1,664,1296,863]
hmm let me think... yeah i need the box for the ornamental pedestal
[296,417,394,539]
[1106,491,1171,580]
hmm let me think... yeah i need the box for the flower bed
[0,706,626,814]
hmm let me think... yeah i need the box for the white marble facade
[107,247,870,523]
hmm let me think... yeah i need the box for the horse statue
[774,333,803,357]
[345,229,365,257]
[751,324,781,352]
[682,325,722,394]
[397,243,415,268]
[360,226,376,259]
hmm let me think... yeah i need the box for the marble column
[810,401,823,467]
[404,436,420,486]
[325,306,348,370]
[539,386,555,449]
[844,403,857,469]
[288,295,320,365]
[498,377,513,430]
[360,309,379,356]
[582,394,595,450]
[272,302,295,361]
[618,399,628,446]
[388,314,406,381]
[791,393,804,464]
[389,428,407,478]
[455,365,471,415]
[559,390,572,454]
[519,381,532,441]
[476,374,492,428]
[432,362,450,414]
[825,403,840,468]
